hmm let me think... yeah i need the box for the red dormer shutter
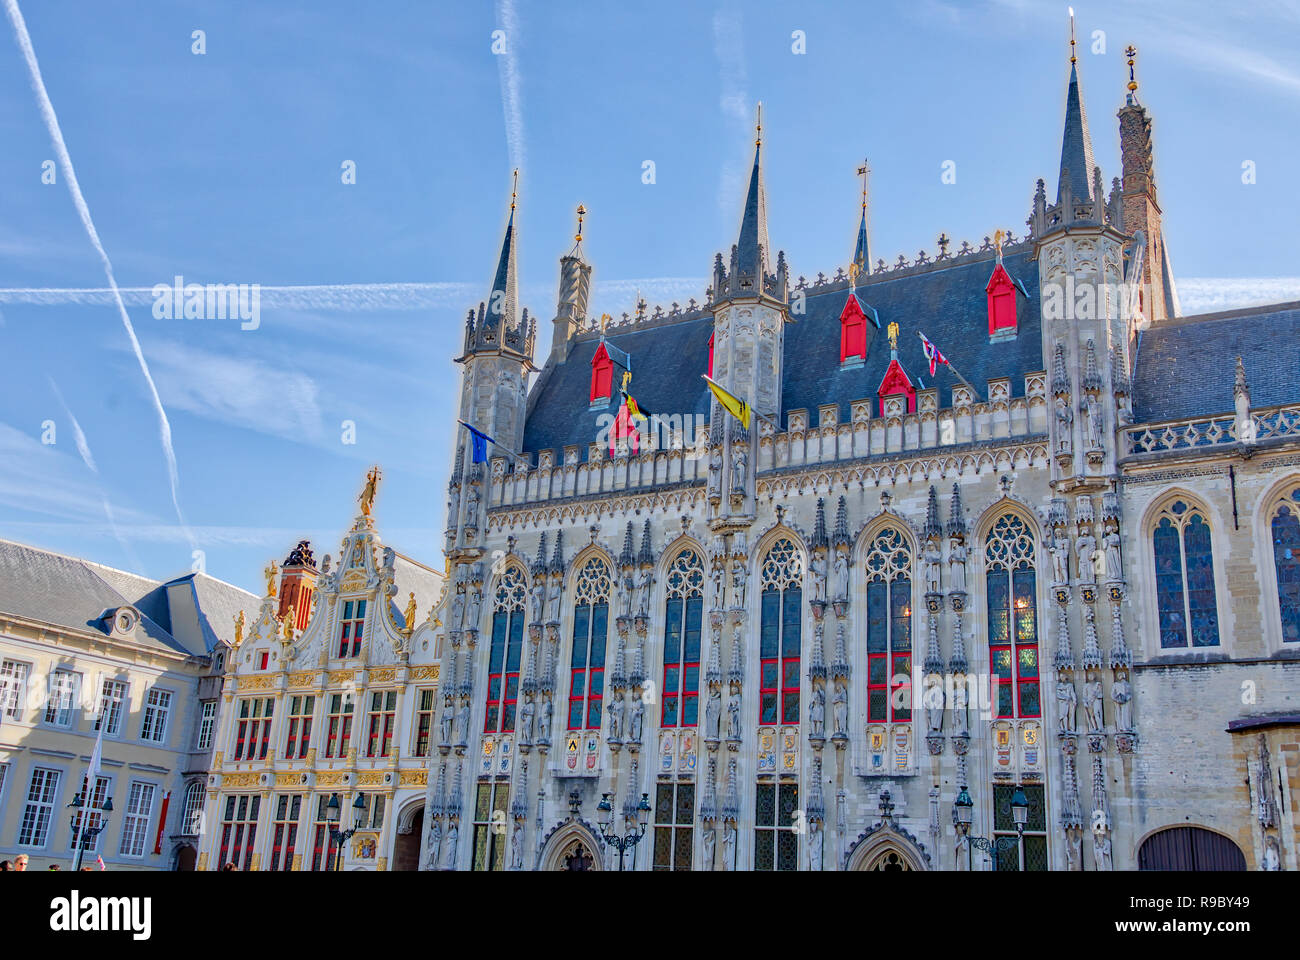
[986,263,1017,337]
[839,294,867,363]
[876,358,917,416]
[708,332,715,378]
[590,342,613,403]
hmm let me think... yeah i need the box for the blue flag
[460,421,495,463]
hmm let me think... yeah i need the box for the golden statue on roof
[264,562,279,598]
[887,321,899,351]
[359,466,381,517]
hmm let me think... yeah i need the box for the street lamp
[67,793,114,871]
[594,792,651,871]
[952,784,1027,871]
[325,793,367,871]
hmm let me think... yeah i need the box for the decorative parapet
[1122,402,1300,458]
[485,371,1049,513]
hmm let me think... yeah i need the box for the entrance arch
[844,822,931,871]
[538,820,606,871]
[1138,826,1246,870]
[392,801,424,872]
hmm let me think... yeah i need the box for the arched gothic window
[569,558,612,730]
[661,550,705,727]
[181,780,205,836]
[1270,488,1300,643]
[864,528,912,724]
[985,514,1039,719]
[485,565,527,733]
[1152,500,1220,648]
[760,539,803,726]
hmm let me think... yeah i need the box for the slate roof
[389,553,445,628]
[1058,61,1098,205]
[1132,302,1300,423]
[0,539,258,658]
[521,246,1043,460]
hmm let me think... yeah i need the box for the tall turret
[1117,46,1179,322]
[550,204,592,364]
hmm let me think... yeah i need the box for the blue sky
[0,0,1297,595]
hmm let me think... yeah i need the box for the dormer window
[986,262,1018,340]
[337,599,366,657]
[876,358,917,416]
[839,292,878,367]
[590,342,613,406]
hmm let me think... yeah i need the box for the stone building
[195,492,445,871]
[0,539,256,870]
[423,43,1300,871]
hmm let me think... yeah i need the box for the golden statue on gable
[359,466,382,517]
[403,591,418,634]
[233,610,246,647]
[264,562,279,597]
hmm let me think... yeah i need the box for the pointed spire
[638,519,654,566]
[1057,18,1098,206]
[924,486,942,541]
[734,103,772,286]
[1083,340,1103,391]
[487,171,520,333]
[533,532,549,575]
[812,498,829,549]
[853,159,871,278]
[1234,356,1251,404]
[549,530,565,574]
[619,521,635,568]
[832,496,851,548]
[947,483,968,538]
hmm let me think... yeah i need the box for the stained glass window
[993,783,1047,871]
[569,558,612,730]
[760,539,803,726]
[864,528,913,723]
[1272,493,1300,643]
[1152,501,1220,648]
[652,781,695,871]
[754,781,799,871]
[662,550,705,727]
[985,514,1039,718]
[485,564,527,733]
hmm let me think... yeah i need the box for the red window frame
[337,599,366,658]
[414,688,436,756]
[283,695,314,759]
[707,332,715,378]
[987,561,1039,719]
[365,690,397,758]
[839,293,868,363]
[323,692,354,759]
[217,794,260,870]
[865,577,912,723]
[590,342,613,403]
[484,607,524,733]
[310,797,332,871]
[759,584,802,726]
[661,595,702,727]
[234,697,274,761]
[568,598,608,730]
[258,651,269,671]
[269,794,300,871]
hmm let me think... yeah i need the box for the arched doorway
[1138,827,1246,870]
[392,801,424,872]
[843,823,930,871]
[538,820,606,871]
[173,844,196,872]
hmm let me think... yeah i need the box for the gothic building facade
[424,48,1300,871]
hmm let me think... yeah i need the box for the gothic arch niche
[843,823,930,871]
[392,798,425,871]
[538,820,606,871]
[1137,826,1246,871]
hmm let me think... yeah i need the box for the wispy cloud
[4,0,191,545]
[141,340,325,443]
[495,0,525,172]
[1176,277,1300,315]
[712,3,749,223]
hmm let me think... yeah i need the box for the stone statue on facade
[426,817,442,869]
[1077,529,1097,584]
[466,588,483,632]
[608,693,624,741]
[1084,677,1104,733]
[708,445,723,499]
[833,679,848,737]
[731,563,747,609]
[924,540,942,594]
[440,698,455,744]
[450,590,466,632]
[538,696,553,744]
[1056,677,1077,733]
[510,821,524,869]
[620,572,634,619]
[1112,674,1132,732]
[730,443,748,496]
[711,564,725,610]
[727,687,742,740]
[1055,395,1073,452]
[1093,829,1112,870]
[519,697,535,742]
[443,821,458,870]
[809,551,827,604]
[636,568,653,618]
[809,685,825,738]
[702,825,716,869]
[547,579,562,623]
[629,695,644,744]
[1104,528,1123,581]
[1051,532,1071,585]
[456,700,470,743]
[722,821,737,871]
[705,686,722,739]
[948,537,967,594]
[1263,835,1282,871]
[530,580,546,623]
[807,819,824,871]
[832,551,849,602]
[1082,394,1103,450]
[465,482,481,521]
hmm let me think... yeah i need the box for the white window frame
[96,678,129,737]
[44,670,80,728]
[1,659,31,721]
[196,700,218,751]
[118,779,157,858]
[69,773,113,853]
[180,780,206,836]
[140,687,173,744]
[18,766,62,848]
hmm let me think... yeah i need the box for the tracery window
[652,781,695,871]
[485,564,527,734]
[985,514,1039,718]
[1270,487,1300,643]
[1152,500,1220,648]
[864,528,913,723]
[754,781,799,871]
[471,781,510,871]
[568,558,612,730]
[760,539,803,726]
[662,550,705,728]
[993,783,1047,871]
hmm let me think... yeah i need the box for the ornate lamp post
[67,793,114,871]
[952,784,1027,871]
[595,792,651,871]
[325,793,367,871]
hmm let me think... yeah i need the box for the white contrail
[711,3,749,224]
[47,377,143,571]
[495,0,525,172]
[4,0,192,545]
